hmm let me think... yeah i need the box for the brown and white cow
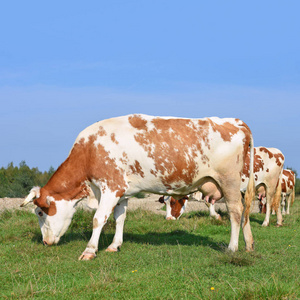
[163,147,285,227]
[21,114,255,260]
[159,192,222,221]
[281,169,296,215]
[242,147,284,227]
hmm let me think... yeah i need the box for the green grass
[1,199,299,299]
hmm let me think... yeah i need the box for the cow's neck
[43,145,89,201]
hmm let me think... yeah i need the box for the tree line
[0,161,55,198]
[0,161,299,198]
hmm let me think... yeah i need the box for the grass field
[1,198,299,299]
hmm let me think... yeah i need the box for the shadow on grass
[31,229,226,252]
[249,215,264,225]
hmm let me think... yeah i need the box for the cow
[281,169,296,215]
[163,147,285,227]
[159,192,222,221]
[21,114,255,260]
[158,195,189,220]
[241,147,284,226]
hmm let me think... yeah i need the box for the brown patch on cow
[37,133,127,215]
[209,120,240,142]
[274,153,284,167]
[266,168,269,172]
[98,126,107,136]
[128,115,148,131]
[259,147,284,167]
[111,133,119,144]
[40,201,57,216]
[281,178,287,193]
[254,154,264,173]
[129,160,145,178]
[150,169,158,177]
[119,152,129,165]
[201,155,210,164]
[116,189,126,198]
[283,169,295,190]
[134,118,200,187]
[93,218,99,229]
[134,117,240,188]
[243,149,263,178]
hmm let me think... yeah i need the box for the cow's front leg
[276,205,283,227]
[79,194,119,261]
[286,194,291,215]
[106,198,128,252]
[262,200,271,227]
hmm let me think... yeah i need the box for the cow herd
[160,149,296,224]
[20,114,296,260]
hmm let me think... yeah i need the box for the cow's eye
[38,211,43,217]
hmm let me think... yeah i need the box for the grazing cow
[159,192,222,221]
[21,114,255,260]
[164,147,285,227]
[281,169,296,215]
[158,195,189,220]
[242,147,284,227]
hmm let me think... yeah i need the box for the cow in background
[159,191,222,221]
[21,114,255,260]
[281,169,296,215]
[163,147,285,227]
[242,147,284,227]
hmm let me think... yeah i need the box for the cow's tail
[271,169,283,212]
[244,135,255,227]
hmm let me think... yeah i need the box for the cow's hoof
[217,215,222,221]
[105,247,119,252]
[78,252,96,261]
[166,216,176,220]
[276,224,283,227]
[261,222,269,227]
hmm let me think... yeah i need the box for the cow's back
[72,114,251,197]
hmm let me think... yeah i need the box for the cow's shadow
[32,229,226,252]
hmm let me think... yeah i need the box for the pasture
[1,198,299,299]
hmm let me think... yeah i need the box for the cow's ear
[158,196,165,204]
[20,186,41,207]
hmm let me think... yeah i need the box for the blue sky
[1,1,299,175]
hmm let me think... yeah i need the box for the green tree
[0,161,56,198]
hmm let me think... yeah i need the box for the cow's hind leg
[209,203,222,221]
[262,189,272,227]
[281,194,286,215]
[106,198,128,252]
[286,194,291,215]
[224,190,244,252]
[79,192,120,261]
[241,213,254,251]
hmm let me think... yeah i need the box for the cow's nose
[43,240,48,245]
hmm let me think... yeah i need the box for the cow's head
[21,187,80,245]
[160,196,188,220]
[258,193,267,214]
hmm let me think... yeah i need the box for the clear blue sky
[1,1,299,175]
